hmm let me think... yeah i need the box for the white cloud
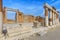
[57,9,60,11]
[51,0,60,6]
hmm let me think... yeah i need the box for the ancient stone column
[45,7,48,27]
[54,13,56,24]
[50,10,52,26]
[3,7,7,23]
[55,14,57,24]
[16,10,19,23]
[52,12,55,25]
[57,16,59,24]
[56,14,59,24]
[0,0,3,33]
[16,11,18,23]
[57,15,59,23]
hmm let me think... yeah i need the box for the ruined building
[0,0,59,40]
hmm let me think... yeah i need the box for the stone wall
[3,7,44,24]
[17,12,24,23]
[24,15,35,23]
[27,15,35,22]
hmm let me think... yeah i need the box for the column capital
[45,7,48,16]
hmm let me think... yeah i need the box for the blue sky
[3,0,60,20]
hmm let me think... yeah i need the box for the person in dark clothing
[2,28,8,39]
[2,29,7,36]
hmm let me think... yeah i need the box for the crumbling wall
[28,15,35,22]
[17,12,24,23]
[23,15,35,23]
[3,7,44,24]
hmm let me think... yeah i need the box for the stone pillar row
[44,7,59,27]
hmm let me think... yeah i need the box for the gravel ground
[24,26,60,40]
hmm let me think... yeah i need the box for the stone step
[7,30,33,40]
[3,23,33,28]
[7,26,32,37]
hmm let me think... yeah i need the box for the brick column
[0,0,3,32]
[50,10,52,26]
[45,7,48,27]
